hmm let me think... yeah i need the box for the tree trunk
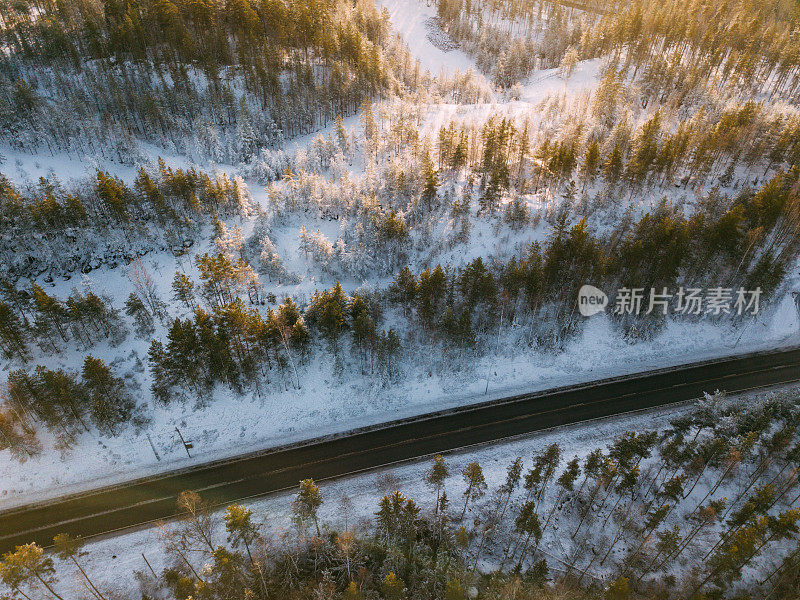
[461,482,473,520]
[71,557,107,600]
[33,573,67,600]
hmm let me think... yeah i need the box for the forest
[1,157,797,453]
[0,0,799,596]
[0,0,418,162]
[0,0,798,483]
[434,0,800,96]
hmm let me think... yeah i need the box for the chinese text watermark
[578,285,761,317]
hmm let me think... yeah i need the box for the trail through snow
[377,0,475,75]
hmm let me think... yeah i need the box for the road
[1,347,800,554]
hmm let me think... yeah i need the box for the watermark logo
[578,284,609,316]
[577,285,762,317]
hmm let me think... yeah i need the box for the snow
[0,141,210,186]
[0,148,139,185]
[518,59,602,104]
[27,382,800,599]
[0,277,796,508]
[377,0,476,76]
[1,0,799,552]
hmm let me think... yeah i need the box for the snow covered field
[377,0,475,75]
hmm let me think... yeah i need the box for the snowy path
[377,0,476,75]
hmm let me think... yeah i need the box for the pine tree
[480,173,502,214]
[603,143,624,186]
[0,301,29,359]
[95,171,129,221]
[421,148,439,212]
[426,454,450,515]
[351,297,377,374]
[604,577,630,600]
[276,297,303,387]
[35,365,91,436]
[81,356,136,435]
[504,198,530,229]
[416,265,447,330]
[452,135,468,172]
[538,457,579,552]
[224,504,261,574]
[361,102,378,159]
[342,581,364,600]
[377,328,401,383]
[460,461,487,520]
[293,478,323,535]
[381,572,405,600]
[31,283,68,346]
[444,579,466,600]
[582,139,600,190]
[0,406,40,461]
[290,316,310,355]
[124,293,155,338]
[308,282,348,354]
[513,501,542,570]
[0,279,31,325]
[334,115,350,156]
[0,543,66,600]
[627,111,662,186]
[558,46,579,78]
[172,272,198,311]
[389,267,418,316]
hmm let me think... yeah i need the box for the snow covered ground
[1,0,798,518]
[0,277,796,508]
[35,381,800,600]
[377,0,475,76]
[30,400,700,599]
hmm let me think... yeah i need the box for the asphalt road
[2,347,800,554]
